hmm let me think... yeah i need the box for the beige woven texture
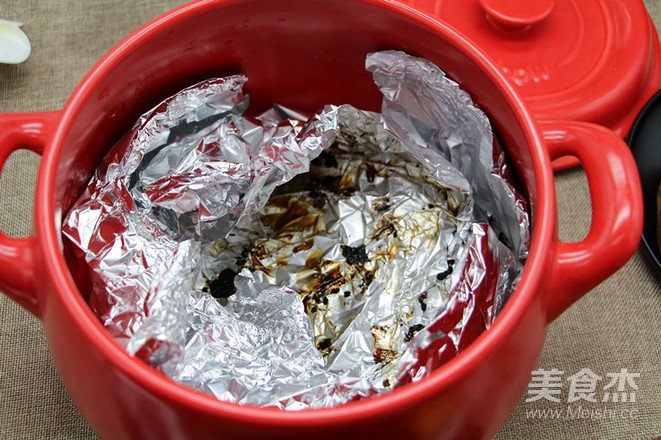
[1,1,660,439]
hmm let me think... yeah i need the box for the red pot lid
[404,0,661,169]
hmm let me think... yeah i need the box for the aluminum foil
[63,50,529,409]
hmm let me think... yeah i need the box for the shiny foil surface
[63,51,529,409]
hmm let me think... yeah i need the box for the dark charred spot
[301,293,315,313]
[344,290,351,297]
[418,293,428,312]
[293,239,315,254]
[370,325,396,364]
[235,248,249,267]
[383,379,391,388]
[428,203,434,209]
[404,324,425,343]
[362,270,374,288]
[373,348,397,364]
[303,264,345,308]
[316,337,333,355]
[342,244,368,265]
[206,268,237,299]
[371,197,392,212]
[317,273,344,296]
[373,222,396,240]
[436,267,453,281]
[364,162,377,183]
[436,259,455,281]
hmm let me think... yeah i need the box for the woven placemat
[1,1,660,439]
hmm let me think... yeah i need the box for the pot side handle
[0,111,59,318]
[541,120,643,323]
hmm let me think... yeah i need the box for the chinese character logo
[526,368,564,402]
[567,368,602,403]
[602,368,640,403]
[525,367,642,405]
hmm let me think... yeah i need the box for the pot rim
[35,0,555,427]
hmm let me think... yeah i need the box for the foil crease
[366,51,529,259]
[63,51,529,409]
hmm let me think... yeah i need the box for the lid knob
[479,0,555,29]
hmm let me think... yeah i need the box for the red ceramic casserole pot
[0,0,643,438]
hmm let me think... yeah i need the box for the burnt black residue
[204,268,237,299]
[235,248,249,267]
[370,325,397,364]
[364,162,377,183]
[362,270,374,288]
[301,263,345,316]
[317,271,344,296]
[371,197,392,212]
[404,324,425,343]
[373,222,396,240]
[316,337,333,355]
[418,292,428,312]
[436,259,455,282]
[373,348,397,364]
[342,244,368,265]
[308,190,328,209]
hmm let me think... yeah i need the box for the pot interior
[56,0,537,213]
[55,0,541,380]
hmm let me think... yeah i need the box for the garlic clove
[0,19,31,64]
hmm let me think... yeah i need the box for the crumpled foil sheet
[63,50,529,409]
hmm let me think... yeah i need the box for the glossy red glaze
[0,111,59,316]
[405,0,661,169]
[542,120,644,321]
[479,0,555,29]
[0,0,643,438]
